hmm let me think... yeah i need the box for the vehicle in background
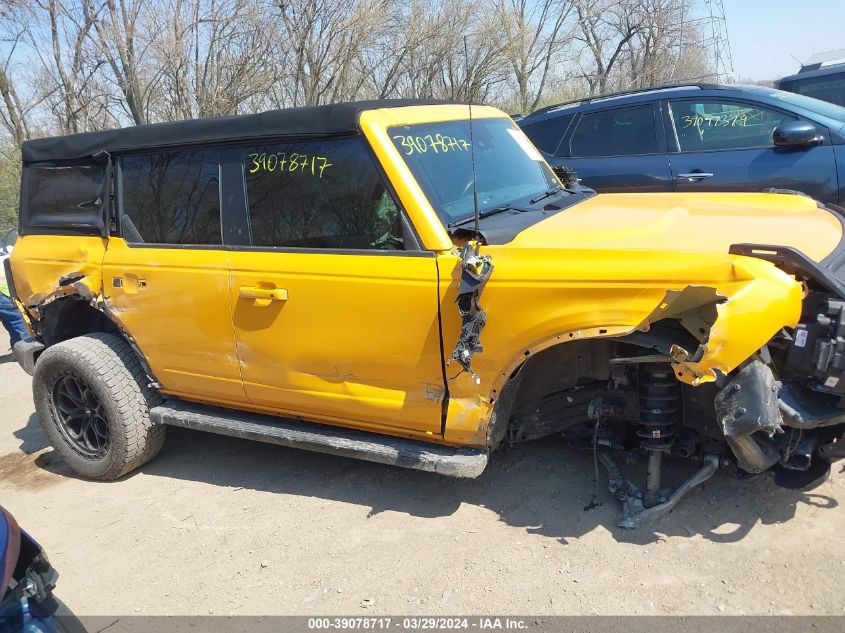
[776,49,845,107]
[518,83,845,206]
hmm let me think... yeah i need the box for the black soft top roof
[22,99,450,163]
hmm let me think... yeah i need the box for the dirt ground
[1,344,844,617]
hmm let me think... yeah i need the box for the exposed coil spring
[638,365,681,451]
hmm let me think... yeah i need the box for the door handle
[239,286,288,301]
[676,172,714,181]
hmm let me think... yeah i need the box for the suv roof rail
[527,82,730,118]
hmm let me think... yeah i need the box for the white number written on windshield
[392,134,470,156]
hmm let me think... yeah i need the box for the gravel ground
[1,345,844,617]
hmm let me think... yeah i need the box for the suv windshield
[389,118,559,225]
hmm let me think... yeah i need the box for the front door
[104,149,246,405]
[227,135,445,435]
[665,98,839,204]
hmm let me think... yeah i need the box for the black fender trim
[729,243,845,299]
[12,336,45,375]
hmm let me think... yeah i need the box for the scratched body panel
[229,249,445,435]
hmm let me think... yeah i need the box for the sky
[723,0,845,81]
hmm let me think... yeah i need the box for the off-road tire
[32,333,165,480]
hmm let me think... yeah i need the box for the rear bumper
[13,336,44,375]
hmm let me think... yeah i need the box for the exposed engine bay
[493,272,845,528]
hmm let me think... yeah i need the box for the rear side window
[569,105,658,157]
[520,114,573,155]
[22,162,107,235]
[120,150,221,245]
[242,137,402,250]
[668,100,798,152]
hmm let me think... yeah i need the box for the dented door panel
[229,250,445,436]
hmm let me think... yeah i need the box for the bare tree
[0,4,33,146]
[270,0,387,107]
[0,0,732,233]
[27,0,111,133]
[84,0,155,125]
[361,0,427,99]
[0,68,28,145]
[494,0,573,114]
[149,0,280,120]
[624,0,713,88]
[572,0,646,94]
[0,0,725,132]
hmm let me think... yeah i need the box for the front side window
[389,117,558,225]
[120,150,221,245]
[668,100,798,152]
[569,105,658,157]
[243,137,402,250]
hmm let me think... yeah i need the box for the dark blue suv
[518,84,845,205]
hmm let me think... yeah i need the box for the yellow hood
[509,191,843,263]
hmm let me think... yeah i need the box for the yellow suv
[8,100,845,527]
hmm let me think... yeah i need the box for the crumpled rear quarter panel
[9,235,106,309]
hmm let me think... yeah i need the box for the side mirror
[2,228,18,255]
[773,121,824,148]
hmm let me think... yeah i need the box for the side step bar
[149,399,488,478]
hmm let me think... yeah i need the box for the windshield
[389,118,559,225]
[768,86,845,121]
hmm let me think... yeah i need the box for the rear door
[103,149,246,405]
[225,135,445,436]
[559,102,673,192]
[664,97,839,203]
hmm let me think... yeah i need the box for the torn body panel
[9,236,106,334]
[440,245,805,446]
[631,255,804,386]
[8,236,164,388]
[449,243,494,382]
[460,238,843,525]
[9,236,105,308]
[669,257,804,385]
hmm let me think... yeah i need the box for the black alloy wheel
[51,373,110,459]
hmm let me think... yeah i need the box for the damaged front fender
[650,255,804,386]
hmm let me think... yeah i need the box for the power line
[703,0,734,81]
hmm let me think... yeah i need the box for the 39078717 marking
[308,618,395,630]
